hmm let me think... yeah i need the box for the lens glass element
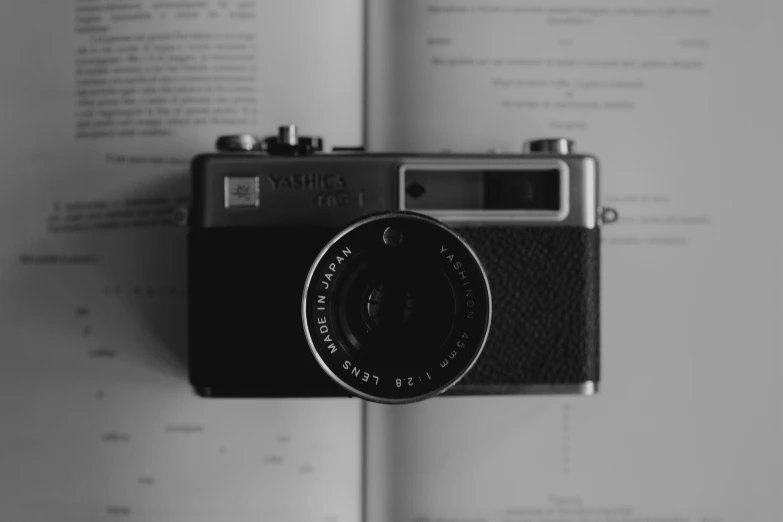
[335,249,456,369]
[302,211,492,404]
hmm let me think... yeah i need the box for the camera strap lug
[172,206,190,227]
[598,206,618,226]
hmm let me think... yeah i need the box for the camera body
[186,126,611,403]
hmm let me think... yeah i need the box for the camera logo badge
[224,176,260,208]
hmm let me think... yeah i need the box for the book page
[365,1,782,521]
[0,1,363,521]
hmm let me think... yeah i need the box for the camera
[183,125,616,404]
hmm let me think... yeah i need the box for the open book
[0,1,780,521]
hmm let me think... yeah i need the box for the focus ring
[301,211,492,405]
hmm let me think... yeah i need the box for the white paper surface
[0,1,364,521]
[366,1,782,521]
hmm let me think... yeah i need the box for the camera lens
[335,249,456,369]
[302,211,492,404]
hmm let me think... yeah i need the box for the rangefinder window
[402,168,562,211]
[484,170,560,210]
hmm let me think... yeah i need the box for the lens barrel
[302,211,492,404]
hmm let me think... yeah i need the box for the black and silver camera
[184,125,616,404]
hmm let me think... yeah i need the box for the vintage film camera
[182,125,617,404]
